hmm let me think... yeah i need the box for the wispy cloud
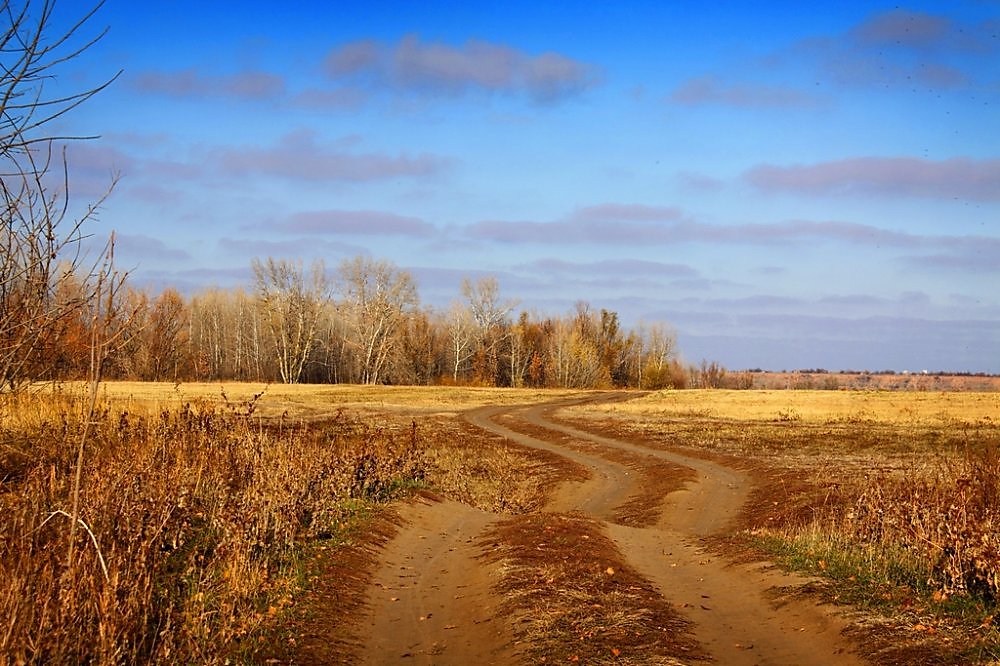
[676,171,726,191]
[324,34,601,103]
[669,75,825,108]
[61,142,134,197]
[116,233,191,262]
[567,204,685,223]
[218,236,368,259]
[786,9,998,91]
[213,130,448,182]
[130,68,286,100]
[468,203,689,244]
[137,266,254,293]
[290,87,369,110]
[899,252,1000,273]
[851,9,996,52]
[279,210,435,237]
[465,203,1000,265]
[745,156,1000,200]
[519,257,699,279]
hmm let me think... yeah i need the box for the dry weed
[0,391,426,664]
[847,435,1000,601]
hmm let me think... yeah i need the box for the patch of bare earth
[355,494,518,665]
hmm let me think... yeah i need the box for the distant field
[35,381,1000,425]
[748,371,1000,392]
[590,387,999,427]
[41,381,584,419]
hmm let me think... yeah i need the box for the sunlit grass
[37,381,586,419]
[1,383,558,663]
[590,388,999,427]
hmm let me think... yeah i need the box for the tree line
[19,255,693,389]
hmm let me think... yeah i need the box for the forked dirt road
[355,395,866,664]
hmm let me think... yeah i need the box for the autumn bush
[844,435,1000,602]
[0,390,426,664]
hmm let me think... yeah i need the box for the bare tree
[338,256,417,385]
[0,0,120,389]
[252,257,331,384]
[461,276,516,331]
[461,276,517,384]
[639,322,679,389]
[445,300,476,382]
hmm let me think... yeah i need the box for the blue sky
[50,1,1000,372]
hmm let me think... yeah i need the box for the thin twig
[39,509,110,582]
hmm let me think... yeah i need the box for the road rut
[355,395,865,664]
[468,397,864,665]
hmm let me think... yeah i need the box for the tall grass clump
[753,429,1000,625]
[0,390,425,664]
[847,434,1000,603]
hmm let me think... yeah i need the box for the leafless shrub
[0,0,121,390]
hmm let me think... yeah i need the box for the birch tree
[640,322,680,389]
[338,256,417,385]
[446,301,476,382]
[252,257,331,384]
[461,276,516,385]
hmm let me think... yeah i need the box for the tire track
[356,497,518,665]
[467,395,866,665]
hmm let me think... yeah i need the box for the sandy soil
[355,496,518,664]
[351,395,867,664]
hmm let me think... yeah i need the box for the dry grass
[595,388,999,427]
[1,383,577,664]
[0,390,427,664]
[481,512,704,665]
[40,380,585,420]
[422,417,583,514]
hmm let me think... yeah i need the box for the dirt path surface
[356,495,518,665]
[355,395,866,664]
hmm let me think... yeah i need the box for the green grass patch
[747,529,1000,661]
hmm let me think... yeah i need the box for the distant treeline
[742,371,1000,392]
[748,368,998,377]
[20,256,704,389]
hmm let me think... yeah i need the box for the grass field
[4,383,999,663]
[596,387,1000,426]
[39,380,586,419]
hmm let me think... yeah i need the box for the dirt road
[355,395,865,664]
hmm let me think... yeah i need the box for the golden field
[4,382,999,663]
[35,381,585,419]
[588,387,999,426]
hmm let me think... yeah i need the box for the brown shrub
[847,435,1000,601]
